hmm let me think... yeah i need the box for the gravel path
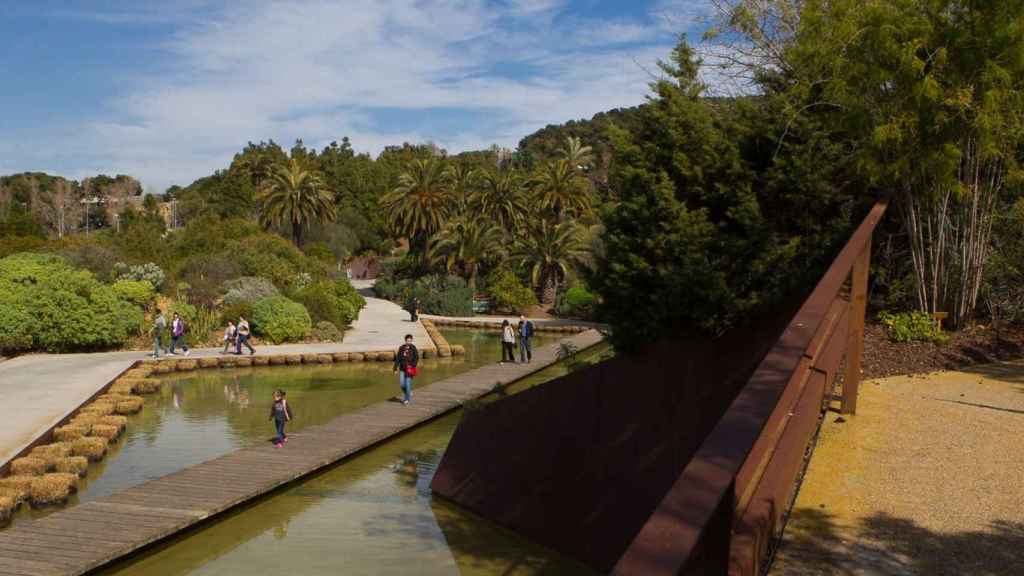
[770,362,1024,575]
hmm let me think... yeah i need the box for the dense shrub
[0,253,142,352]
[0,293,34,351]
[376,274,473,317]
[236,234,329,290]
[878,311,948,344]
[111,280,155,308]
[486,268,537,313]
[311,321,344,342]
[114,262,165,289]
[173,253,242,306]
[58,242,120,281]
[303,242,335,265]
[0,236,47,259]
[252,296,311,343]
[220,301,254,326]
[222,276,279,306]
[555,285,597,319]
[292,278,365,329]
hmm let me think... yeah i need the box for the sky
[0,0,718,193]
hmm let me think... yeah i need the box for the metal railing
[613,200,888,575]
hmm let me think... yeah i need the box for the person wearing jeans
[151,310,167,358]
[517,315,534,363]
[168,312,190,356]
[501,319,516,364]
[236,317,255,355]
[393,334,419,405]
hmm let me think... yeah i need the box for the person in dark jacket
[393,334,419,405]
[268,389,292,447]
[517,315,534,363]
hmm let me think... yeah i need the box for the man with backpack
[168,312,190,356]
[518,315,534,363]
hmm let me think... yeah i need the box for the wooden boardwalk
[0,330,603,576]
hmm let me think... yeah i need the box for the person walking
[268,389,292,448]
[407,298,421,322]
[501,319,516,364]
[168,312,190,356]
[393,334,419,405]
[150,309,167,358]
[236,316,255,355]
[221,320,237,354]
[517,315,534,363]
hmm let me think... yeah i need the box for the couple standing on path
[149,310,191,358]
[501,316,534,364]
[221,318,255,355]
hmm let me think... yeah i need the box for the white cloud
[10,0,741,192]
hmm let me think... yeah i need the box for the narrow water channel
[92,337,611,576]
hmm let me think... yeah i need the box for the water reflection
[94,342,611,576]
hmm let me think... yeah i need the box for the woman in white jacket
[500,319,516,364]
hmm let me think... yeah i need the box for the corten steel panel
[430,299,803,572]
[615,200,888,575]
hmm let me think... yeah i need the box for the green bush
[220,301,254,326]
[0,253,143,352]
[379,275,473,316]
[487,268,537,313]
[114,262,165,289]
[878,311,948,344]
[222,276,279,306]
[292,278,365,329]
[311,321,344,342]
[252,295,312,344]
[112,280,155,308]
[236,234,329,290]
[0,293,34,352]
[556,285,597,319]
[303,242,335,265]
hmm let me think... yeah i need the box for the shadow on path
[774,508,1024,575]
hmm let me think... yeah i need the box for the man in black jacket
[393,334,419,405]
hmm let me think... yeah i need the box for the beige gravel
[770,361,1024,575]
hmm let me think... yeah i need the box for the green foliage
[303,241,335,265]
[57,240,120,281]
[878,311,948,344]
[258,157,336,247]
[220,301,254,326]
[291,278,365,329]
[555,285,596,319]
[111,280,155,308]
[235,233,328,289]
[251,295,312,344]
[222,276,280,306]
[0,236,47,259]
[486,267,537,313]
[167,301,198,324]
[311,320,344,342]
[0,292,34,352]
[114,262,165,290]
[0,253,142,352]
[375,274,473,317]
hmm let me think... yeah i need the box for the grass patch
[53,423,90,442]
[9,456,49,476]
[0,494,14,525]
[0,476,35,503]
[80,401,116,416]
[97,415,128,433]
[53,456,89,477]
[69,413,101,429]
[30,442,72,460]
[114,396,144,414]
[70,437,107,461]
[89,424,120,441]
[121,367,153,379]
[29,473,78,506]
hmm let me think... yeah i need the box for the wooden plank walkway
[0,330,603,576]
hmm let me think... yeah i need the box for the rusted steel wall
[616,200,887,575]
[430,297,804,572]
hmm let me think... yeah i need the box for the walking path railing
[613,200,888,575]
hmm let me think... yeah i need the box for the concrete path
[770,362,1024,575]
[0,283,431,469]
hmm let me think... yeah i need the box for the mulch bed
[862,322,1024,379]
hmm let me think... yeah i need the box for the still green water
[93,336,611,576]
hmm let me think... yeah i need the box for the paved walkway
[770,362,1024,575]
[0,282,431,469]
[0,330,604,576]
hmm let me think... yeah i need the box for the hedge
[252,295,311,344]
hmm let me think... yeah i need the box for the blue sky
[0,1,717,192]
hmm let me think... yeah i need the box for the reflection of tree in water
[391,449,440,490]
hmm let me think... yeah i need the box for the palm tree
[513,219,587,305]
[383,158,451,258]
[429,216,504,289]
[559,135,593,173]
[479,169,527,232]
[258,157,335,246]
[443,163,478,217]
[531,159,592,221]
